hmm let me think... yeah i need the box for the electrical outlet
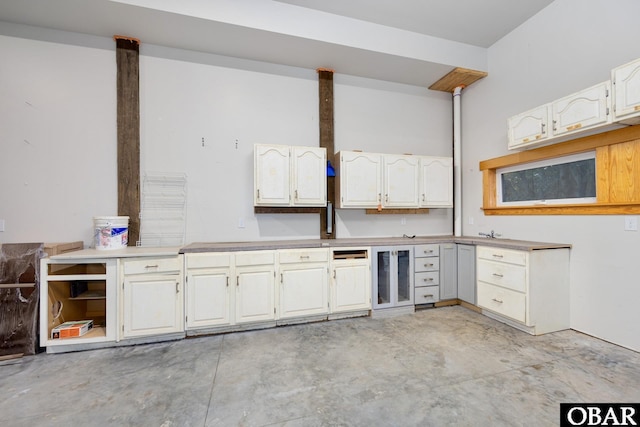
[401,217,406,225]
[624,216,638,231]
[0,219,4,232]
[238,217,245,229]
[468,216,474,225]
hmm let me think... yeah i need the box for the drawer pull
[299,255,310,260]
[492,273,504,278]
[423,250,433,254]
[423,294,434,298]
[492,254,504,259]
[423,278,434,282]
[492,298,504,304]
[176,282,179,294]
[145,264,159,269]
[424,263,434,268]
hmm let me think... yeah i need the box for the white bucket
[93,216,129,250]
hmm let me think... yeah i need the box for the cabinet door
[122,274,183,338]
[552,81,611,137]
[235,265,276,324]
[420,157,453,208]
[254,144,290,206]
[331,261,371,313]
[613,58,640,123]
[383,155,420,207]
[439,243,458,301]
[457,244,476,305]
[279,264,328,319]
[508,105,549,149]
[185,268,231,329]
[372,246,414,309]
[292,146,326,206]
[338,151,382,208]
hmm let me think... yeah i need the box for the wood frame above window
[480,125,640,215]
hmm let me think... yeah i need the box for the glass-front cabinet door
[372,246,414,309]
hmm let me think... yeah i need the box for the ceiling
[0,0,555,87]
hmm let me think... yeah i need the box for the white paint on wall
[462,0,640,351]
[0,29,117,248]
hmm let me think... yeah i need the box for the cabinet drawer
[235,251,275,267]
[123,257,181,275]
[279,248,329,264]
[415,271,439,286]
[415,286,440,304]
[414,244,439,258]
[477,259,526,293]
[477,246,527,266]
[477,282,526,323]
[415,257,439,272]
[186,253,231,269]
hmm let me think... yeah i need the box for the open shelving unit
[40,257,118,353]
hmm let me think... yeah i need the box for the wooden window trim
[480,125,640,215]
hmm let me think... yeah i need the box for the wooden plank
[428,67,488,93]
[115,36,140,246]
[318,69,335,239]
[596,146,610,203]
[0,283,35,289]
[365,208,430,215]
[608,139,640,203]
[483,204,640,215]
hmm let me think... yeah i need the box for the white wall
[0,24,453,247]
[0,26,117,247]
[462,0,640,351]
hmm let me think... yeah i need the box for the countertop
[180,236,571,253]
[49,246,182,260]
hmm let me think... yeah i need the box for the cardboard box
[44,241,84,257]
[51,320,93,339]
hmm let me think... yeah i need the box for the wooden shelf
[69,290,106,300]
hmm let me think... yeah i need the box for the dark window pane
[501,158,595,203]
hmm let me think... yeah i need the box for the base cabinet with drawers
[476,246,570,335]
[414,244,440,305]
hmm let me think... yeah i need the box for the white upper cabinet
[383,155,420,208]
[420,156,453,208]
[507,105,550,150]
[336,151,382,208]
[612,57,640,124]
[551,81,611,137]
[337,151,452,209]
[291,146,327,206]
[254,144,290,206]
[254,144,326,207]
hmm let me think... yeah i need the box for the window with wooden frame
[480,125,640,215]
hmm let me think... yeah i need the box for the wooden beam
[114,36,140,246]
[428,67,488,93]
[318,69,335,239]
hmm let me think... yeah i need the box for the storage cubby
[40,258,117,352]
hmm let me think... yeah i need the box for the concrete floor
[1,306,639,427]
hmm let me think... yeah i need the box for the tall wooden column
[318,68,335,239]
[114,36,141,246]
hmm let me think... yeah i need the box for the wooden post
[318,68,335,239]
[114,36,141,246]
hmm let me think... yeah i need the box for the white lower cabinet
[278,248,329,319]
[185,253,232,329]
[235,251,276,324]
[330,248,371,314]
[476,246,569,335]
[120,256,184,339]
